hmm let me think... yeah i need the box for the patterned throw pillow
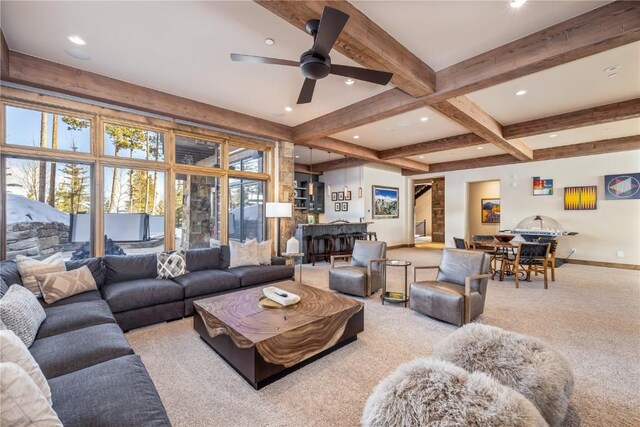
[0,363,62,426]
[0,330,52,405]
[229,239,260,268]
[16,253,67,295]
[0,277,8,298]
[0,285,47,348]
[157,249,189,279]
[35,266,98,304]
[257,240,272,265]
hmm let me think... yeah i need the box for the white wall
[412,151,640,265]
[414,186,432,236]
[319,166,364,223]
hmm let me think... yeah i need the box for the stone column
[431,177,445,243]
[277,141,295,254]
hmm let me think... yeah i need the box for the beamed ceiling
[1,0,639,175]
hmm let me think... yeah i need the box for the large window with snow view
[104,123,165,162]
[228,178,264,243]
[175,174,221,249]
[103,166,165,255]
[4,157,92,261]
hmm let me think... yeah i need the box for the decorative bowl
[494,234,516,242]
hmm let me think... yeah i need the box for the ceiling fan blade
[297,78,317,104]
[312,7,349,58]
[330,64,393,85]
[230,53,299,67]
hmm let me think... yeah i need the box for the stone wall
[277,141,295,254]
[431,177,445,243]
[6,221,71,260]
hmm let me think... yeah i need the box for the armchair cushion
[410,281,484,327]
[329,267,367,297]
[351,241,387,268]
[436,249,490,292]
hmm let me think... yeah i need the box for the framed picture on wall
[564,186,597,210]
[341,202,348,212]
[372,185,399,219]
[345,191,352,201]
[481,199,500,223]
[338,192,344,201]
[331,192,338,201]
[604,173,640,200]
[532,177,553,196]
[334,202,341,212]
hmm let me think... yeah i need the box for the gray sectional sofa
[0,245,294,426]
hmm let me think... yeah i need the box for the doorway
[413,177,445,249]
[466,180,500,244]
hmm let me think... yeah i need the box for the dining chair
[500,243,551,289]
[453,237,468,249]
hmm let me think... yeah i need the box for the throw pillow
[35,266,98,304]
[0,362,62,426]
[0,330,51,405]
[229,239,260,268]
[16,253,67,295]
[0,277,8,298]
[0,285,46,347]
[157,249,189,279]
[257,240,272,265]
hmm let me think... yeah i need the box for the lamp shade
[265,202,292,218]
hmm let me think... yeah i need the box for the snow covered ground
[6,193,70,225]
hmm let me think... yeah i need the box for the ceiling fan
[230,6,393,104]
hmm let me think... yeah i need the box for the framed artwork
[372,185,399,219]
[334,202,341,212]
[345,191,352,201]
[331,192,338,201]
[481,199,500,224]
[604,173,640,200]
[564,186,597,210]
[533,177,553,196]
[338,192,344,201]
[307,214,315,224]
[341,202,348,212]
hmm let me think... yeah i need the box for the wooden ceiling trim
[379,133,484,159]
[1,29,9,78]
[6,52,293,141]
[436,1,640,99]
[503,98,640,139]
[255,0,436,97]
[294,163,323,175]
[431,96,533,160]
[312,157,366,172]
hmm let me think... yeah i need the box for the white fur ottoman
[433,324,574,427]
[361,358,547,427]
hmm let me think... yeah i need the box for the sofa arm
[271,256,286,266]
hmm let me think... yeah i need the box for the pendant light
[358,164,363,198]
[326,151,332,194]
[308,148,314,197]
[343,155,349,197]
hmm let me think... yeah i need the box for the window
[103,167,165,254]
[176,135,221,168]
[5,105,91,153]
[5,157,92,260]
[228,178,264,242]
[175,174,221,249]
[104,124,165,162]
[229,146,264,173]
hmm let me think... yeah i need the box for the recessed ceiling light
[295,155,300,158]
[549,134,558,138]
[419,156,425,159]
[353,135,360,139]
[477,146,484,150]
[67,35,86,46]
[608,73,619,78]
[265,38,274,46]
[420,117,428,122]
[65,48,90,60]
[284,106,293,112]
[345,78,355,85]
[603,65,621,73]
[509,0,527,8]
[515,89,527,96]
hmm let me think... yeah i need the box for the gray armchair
[410,249,491,326]
[329,240,387,297]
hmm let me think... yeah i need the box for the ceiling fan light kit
[230,6,393,104]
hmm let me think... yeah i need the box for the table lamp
[265,202,292,257]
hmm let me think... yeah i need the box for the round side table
[382,260,412,307]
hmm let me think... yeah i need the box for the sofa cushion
[65,257,104,288]
[0,260,23,287]
[39,290,103,309]
[0,276,8,297]
[220,245,231,269]
[228,265,294,287]
[36,300,116,340]
[186,247,223,272]
[329,267,367,297]
[229,239,259,268]
[104,254,157,284]
[16,253,66,295]
[30,323,134,379]
[101,278,184,313]
[0,285,47,347]
[49,355,170,427]
[36,266,98,304]
[172,269,241,298]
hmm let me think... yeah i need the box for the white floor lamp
[266,202,292,257]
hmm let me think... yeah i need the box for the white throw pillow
[16,253,67,295]
[0,285,47,347]
[0,330,51,405]
[229,239,260,268]
[35,266,98,304]
[0,362,62,426]
[257,240,272,265]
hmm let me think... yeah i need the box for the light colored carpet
[126,248,640,427]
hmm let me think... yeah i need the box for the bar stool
[333,233,351,256]
[309,234,333,266]
[366,231,378,241]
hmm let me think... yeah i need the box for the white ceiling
[468,42,640,124]
[331,107,469,149]
[409,143,504,164]
[353,0,609,71]
[0,1,389,126]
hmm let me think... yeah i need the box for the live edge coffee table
[193,281,364,389]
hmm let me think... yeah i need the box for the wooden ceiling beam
[255,0,435,97]
[431,96,533,160]
[312,157,366,172]
[0,29,9,78]
[294,163,323,175]
[5,52,293,141]
[436,1,640,99]
[503,98,640,139]
[379,133,484,160]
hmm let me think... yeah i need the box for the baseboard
[387,244,412,250]
[563,258,640,271]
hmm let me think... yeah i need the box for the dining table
[471,240,518,279]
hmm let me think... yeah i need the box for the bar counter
[295,222,370,264]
